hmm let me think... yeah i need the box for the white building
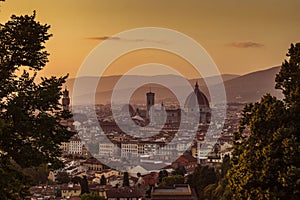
[121,142,145,158]
[68,135,83,155]
[99,142,119,157]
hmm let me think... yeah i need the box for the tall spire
[146,89,155,119]
[194,81,199,93]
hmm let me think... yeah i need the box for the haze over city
[1,1,300,199]
[1,0,300,79]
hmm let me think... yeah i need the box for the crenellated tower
[62,87,70,111]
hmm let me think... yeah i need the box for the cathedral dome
[184,82,209,110]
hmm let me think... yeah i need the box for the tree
[72,176,82,185]
[0,161,32,199]
[123,171,130,187]
[56,171,70,184]
[159,175,184,187]
[187,165,217,199]
[172,165,186,176]
[100,175,107,185]
[22,164,50,185]
[227,43,300,199]
[80,176,90,195]
[0,11,74,199]
[203,155,232,200]
[71,176,90,195]
[158,170,168,183]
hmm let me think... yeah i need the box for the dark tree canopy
[227,43,300,199]
[172,165,186,176]
[56,171,70,184]
[160,175,184,187]
[123,171,130,187]
[187,165,218,199]
[80,176,90,195]
[100,175,107,185]
[158,170,168,183]
[0,11,73,199]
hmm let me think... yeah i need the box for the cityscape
[32,81,242,199]
[0,1,299,200]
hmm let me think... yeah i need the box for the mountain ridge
[66,66,282,105]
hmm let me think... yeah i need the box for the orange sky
[1,0,300,79]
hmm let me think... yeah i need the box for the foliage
[72,176,82,184]
[227,43,300,199]
[0,161,31,199]
[0,11,73,199]
[80,176,90,195]
[71,176,90,195]
[123,171,130,187]
[81,193,106,200]
[56,171,70,184]
[187,165,217,199]
[158,170,168,183]
[100,175,107,185]
[22,164,50,185]
[159,175,184,187]
[172,165,186,176]
[202,155,232,200]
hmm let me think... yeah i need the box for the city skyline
[1,0,300,79]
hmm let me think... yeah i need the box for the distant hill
[66,66,283,105]
[223,66,282,103]
[189,74,240,86]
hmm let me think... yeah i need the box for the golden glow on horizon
[102,49,200,79]
[1,0,300,79]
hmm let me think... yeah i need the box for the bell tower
[146,90,155,118]
[62,87,70,111]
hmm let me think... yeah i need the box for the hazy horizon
[67,65,279,79]
[0,1,299,79]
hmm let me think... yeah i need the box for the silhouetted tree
[56,171,70,184]
[160,175,184,187]
[123,172,130,187]
[227,43,300,199]
[203,154,232,200]
[100,175,107,185]
[72,176,82,185]
[187,165,217,199]
[158,170,168,183]
[80,176,90,195]
[0,7,73,199]
[22,164,49,185]
[172,165,186,176]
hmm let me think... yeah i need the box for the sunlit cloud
[85,36,121,41]
[227,41,264,48]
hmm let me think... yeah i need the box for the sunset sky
[1,0,300,79]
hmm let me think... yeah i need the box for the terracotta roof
[60,183,81,190]
[177,153,197,163]
[82,157,103,165]
[69,197,80,200]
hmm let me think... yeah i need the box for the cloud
[228,41,264,48]
[85,36,121,41]
[85,36,169,45]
